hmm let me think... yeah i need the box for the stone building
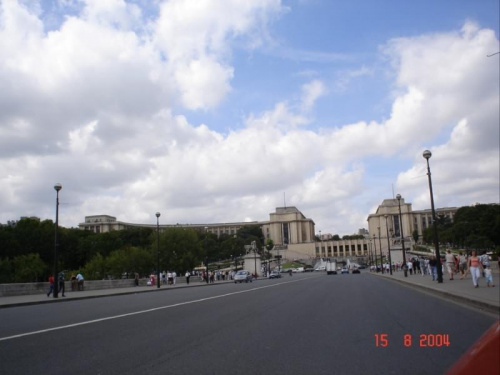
[79,207,316,253]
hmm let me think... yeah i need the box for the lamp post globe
[155,212,161,289]
[53,183,62,298]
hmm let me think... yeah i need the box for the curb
[370,272,500,315]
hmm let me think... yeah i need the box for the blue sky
[1,0,499,235]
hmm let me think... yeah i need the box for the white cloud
[0,1,497,239]
[300,79,327,112]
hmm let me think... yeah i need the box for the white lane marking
[0,276,317,342]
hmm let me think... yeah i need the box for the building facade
[366,198,459,259]
[79,207,316,251]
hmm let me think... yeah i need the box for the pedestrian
[407,261,413,275]
[445,250,456,280]
[173,271,177,285]
[467,250,483,288]
[480,251,490,277]
[185,270,191,285]
[429,256,438,281]
[484,266,495,287]
[419,257,426,276]
[76,272,84,291]
[47,274,55,297]
[168,271,173,285]
[134,273,139,286]
[458,252,467,279]
[58,271,66,297]
[161,272,166,285]
[413,259,420,275]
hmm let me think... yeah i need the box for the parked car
[315,266,326,271]
[352,268,360,274]
[269,270,281,279]
[341,268,349,274]
[234,270,253,283]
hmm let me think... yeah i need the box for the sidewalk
[370,267,500,314]
[0,279,228,309]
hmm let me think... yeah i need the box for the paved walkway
[369,266,500,314]
[0,279,225,308]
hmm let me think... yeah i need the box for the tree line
[420,204,499,253]
[0,219,270,283]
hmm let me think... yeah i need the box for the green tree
[82,253,107,280]
[266,239,274,250]
[0,257,13,283]
[106,247,154,279]
[12,253,47,282]
[158,228,203,273]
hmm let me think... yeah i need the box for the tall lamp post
[155,212,161,288]
[373,234,378,272]
[384,215,393,275]
[53,183,62,298]
[205,227,209,284]
[252,241,258,278]
[423,150,443,283]
[396,194,408,277]
[368,239,373,266]
[378,227,384,274]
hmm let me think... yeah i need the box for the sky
[0,0,499,235]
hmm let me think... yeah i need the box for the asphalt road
[0,273,496,375]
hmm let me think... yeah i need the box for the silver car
[234,270,253,283]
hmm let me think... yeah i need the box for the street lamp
[377,227,384,274]
[205,227,209,283]
[53,183,62,298]
[373,234,378,272]
[368,239,372,266]
[423,150,443,283]
[384,215,393,275]
[252,241,258,278]
[396,194,408,277]
[155,212,161,288]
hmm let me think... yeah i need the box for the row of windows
[315,248,369,256]
[316,244,368,252]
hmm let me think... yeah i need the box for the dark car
[352,268,360,274]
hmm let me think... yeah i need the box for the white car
[234,270,253,283]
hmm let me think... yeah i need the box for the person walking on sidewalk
[484,266,495,287]
[185,271,191,285]
[445,250,456,280]
[58,271,66,297]
[47,274,55,297]
[458,252,467,279]
[467,250,483,288]
[429,256,438,281]
[480,251,490,277]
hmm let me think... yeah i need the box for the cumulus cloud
[300,79,327,112]
[0,2,498,237]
